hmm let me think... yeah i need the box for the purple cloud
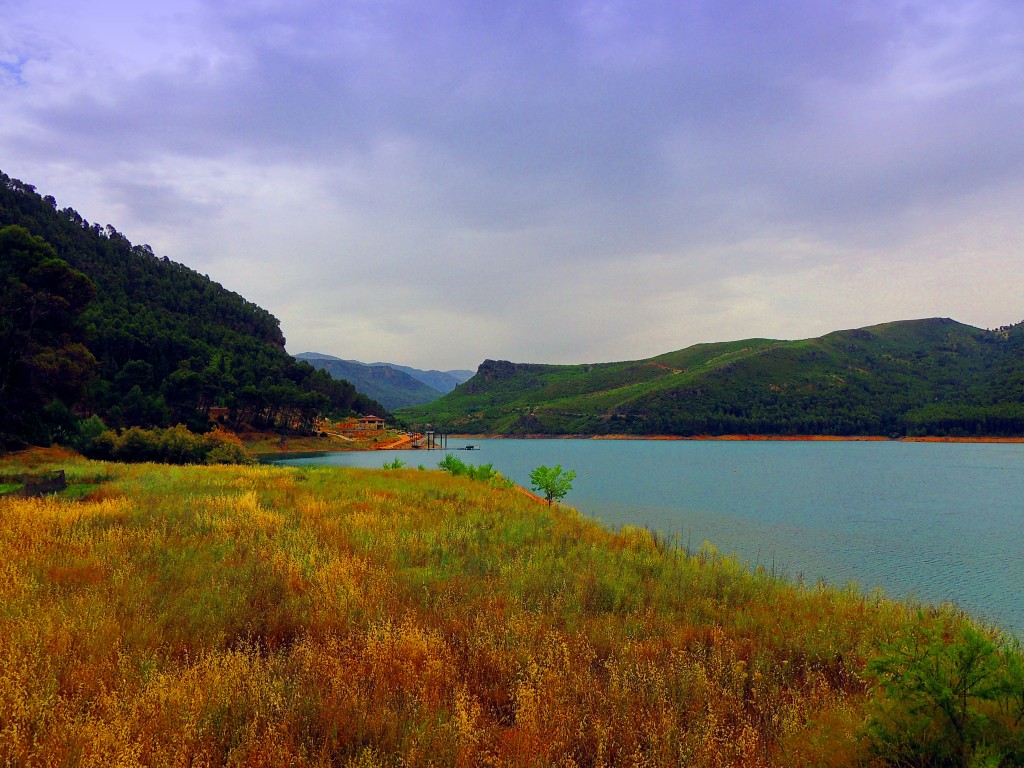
[2,0,1023,367]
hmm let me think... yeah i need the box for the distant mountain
[398,318,1024,437]
[295,354,444,411]
[366,363,474,394]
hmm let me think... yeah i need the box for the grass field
[1,448,1020,767]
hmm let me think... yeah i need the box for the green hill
[0,171,386,447]
[398,318,1024,437]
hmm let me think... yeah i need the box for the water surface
[267,439,1024,635]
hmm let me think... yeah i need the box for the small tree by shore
[529,464,576,506]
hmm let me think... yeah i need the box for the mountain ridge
[296,353,472,393]
[294,354,444,411]
[398,317,1024,437]
[295,353,474,410]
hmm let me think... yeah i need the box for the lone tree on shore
[529,464,577,506]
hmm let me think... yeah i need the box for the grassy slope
[2,449,1019,766]
[400,318,1024,435]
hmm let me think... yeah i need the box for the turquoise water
[266,439,1024,635]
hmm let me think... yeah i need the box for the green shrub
[438,453,513,488]
[89,429,118,460]
[115,426,161,462]
[203,428,253,465]
[72,414,107,453]
[864,619,1024,767]
[84,425,254,465]
[438,453,468,476]
[205,437,253,465]
[158,424,208,464]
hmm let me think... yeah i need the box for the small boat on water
[458,445,479,451]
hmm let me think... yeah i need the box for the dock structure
[413,431,447,449]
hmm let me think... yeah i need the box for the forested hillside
[0,171,385,447]
[400,318,1024,437]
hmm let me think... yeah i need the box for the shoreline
[252,432,1024,458]
[453,433,1024,444]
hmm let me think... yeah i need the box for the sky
[2,1,1023,370]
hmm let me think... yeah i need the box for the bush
[115,426,161,462]
[204,428,254,465]
[438,453,513,488]
[72,414,107,454]
[864,619,1024,767]
[158,424,208,464]
[437,453,468,476]
[84,425,254,465]
[88,429,118,460]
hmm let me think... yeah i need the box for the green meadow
[1,449,1021,767]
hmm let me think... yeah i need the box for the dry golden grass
[0,450,1010,766]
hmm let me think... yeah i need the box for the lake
[265,438,1024,636]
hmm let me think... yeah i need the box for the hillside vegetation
[1,450,1021,766]
[400,318,1024,437]
[0,171,385,448]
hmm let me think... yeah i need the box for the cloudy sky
[2,1,1023,370]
